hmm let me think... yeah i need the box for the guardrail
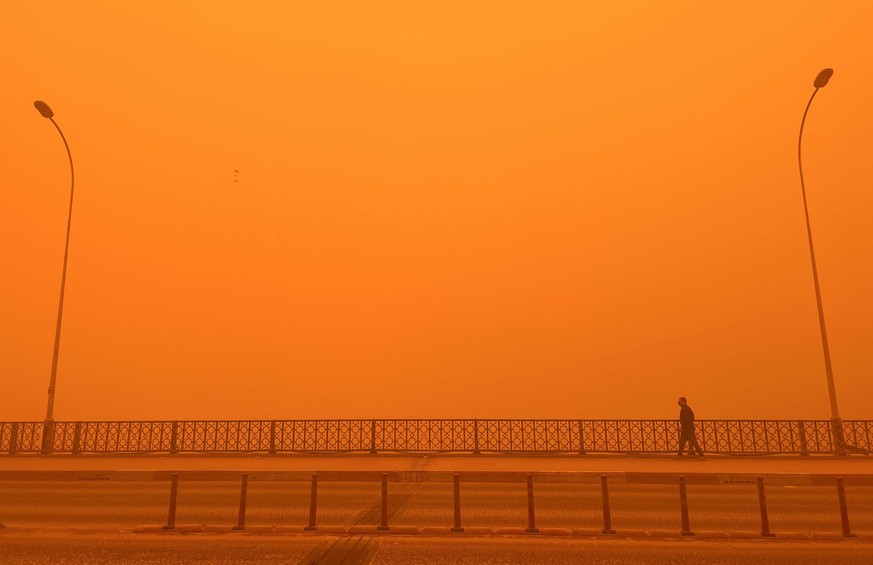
[152,471,861,537]
[1,419,871,455]
[0,470,867,537]
[5,471,860,539]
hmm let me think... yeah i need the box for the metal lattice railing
[0,419,869,455]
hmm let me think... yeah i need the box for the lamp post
[34,100,75,453]
[796,69,844,452]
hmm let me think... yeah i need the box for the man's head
[678,396,687,407]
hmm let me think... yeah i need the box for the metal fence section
[375,419,476,452]
[0,419,870,455]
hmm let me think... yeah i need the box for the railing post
[40,420,55,454]
[451,473,464,532]
[525,474,539,533]
[269,420,277,454]
[162,473,179,530]
[832,419,847,456]
[577,419,586,455]
[170,421,179,454]
[9,422,19,455]
[72,422,83,455]
[304,473,318,531]
[473,419,480,454]
[679,475,694,536]
[233,474,248,530]
[836,477,857,537]
[756,477,775,537]
[370,419,377,454]
[798,420,809,456]
[377,473,390,531]
[600,475,616,534]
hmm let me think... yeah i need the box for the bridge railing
[0,419,870,455]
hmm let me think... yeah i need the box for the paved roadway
[0,532,871,564]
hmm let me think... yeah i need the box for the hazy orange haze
[1,2,872,421]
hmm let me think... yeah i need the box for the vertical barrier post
[525,474,539,533]
[9,422,19,454]
[170,421,179,454]
[679,475,694,536]
[233,474,248,530]
[40,420,55,454]
[162,473,179,530]
[836,477,857,538]
[72,422,83,454]
[377,473,390,531]
[832,420,847,456]
[577,420,586,455]
[451,473,464,532]
[798,420,809,456]
[756,477,775,537]
[304,473,318,531]
[269,420,277,454]
[370,419,377,454]
[600,475,616,534]
[473,419,480,454]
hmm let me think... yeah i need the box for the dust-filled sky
[2,2,872,421]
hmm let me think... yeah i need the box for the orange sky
[2,2,872,421]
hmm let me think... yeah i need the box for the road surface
[0,532,871,564]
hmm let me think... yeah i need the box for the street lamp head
[34,100,54,119]
[813,68,834,89]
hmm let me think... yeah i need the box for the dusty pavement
[1,531,872,565]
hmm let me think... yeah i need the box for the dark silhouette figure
[677,397,704,458]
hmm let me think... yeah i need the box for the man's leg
[690,433,704,457]
[678,429,689,456]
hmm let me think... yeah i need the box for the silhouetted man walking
[678,396,704,458]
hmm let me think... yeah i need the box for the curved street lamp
[796,69,844,452]
[34,100,75,453]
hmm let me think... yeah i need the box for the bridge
[3,431,872,563]
[2,419,871,455]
